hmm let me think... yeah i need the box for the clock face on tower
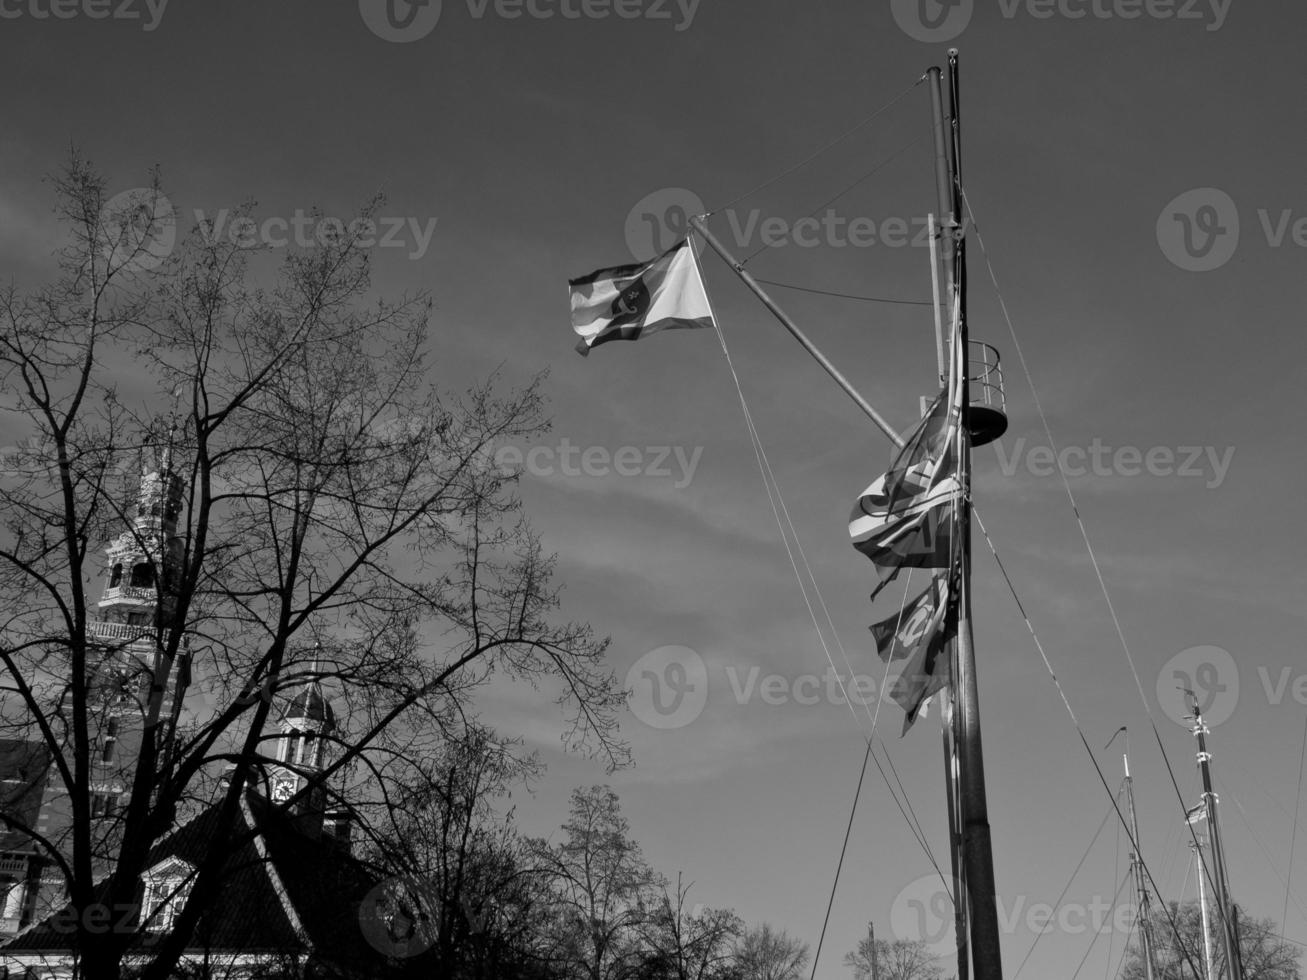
[272,777,295,802]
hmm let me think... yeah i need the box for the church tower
[267,657,337,817]
[86,434,187,819]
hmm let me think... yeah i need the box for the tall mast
[929,50,1004,980]
[1122,744,1157,980]
[1193,838,1216,980]
[1189,693,1243,979]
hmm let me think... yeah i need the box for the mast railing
[968,341,1005,415]
[965,340,1008,448]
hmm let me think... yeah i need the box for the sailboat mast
[1123,749,1157,980]
[1190,694,1244,979]
[929,49,1004,980]
[1194,838,1216,980]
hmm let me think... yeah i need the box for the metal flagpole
[937,49,1004,980]
[689,215,903,449]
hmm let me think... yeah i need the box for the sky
[2,0,1307,975]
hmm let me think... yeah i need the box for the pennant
[883,574,956,735]
[568,239,715,356]
[870,575,947,664]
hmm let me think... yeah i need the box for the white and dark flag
[848,309,965,592]
[869,573,956,734]
[569,239,715,356]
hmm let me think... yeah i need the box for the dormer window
[141,857,195,933]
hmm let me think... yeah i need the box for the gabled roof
[2,791,388,974]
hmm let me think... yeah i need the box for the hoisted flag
[569,239,715,356]
[871,573,956,734]
[848,316,965,589]
[870,574,948,663]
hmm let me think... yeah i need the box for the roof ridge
[239,792,313,956]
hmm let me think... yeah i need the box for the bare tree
[362,723,562,979]
[732,923,809,980]
[1123,901,1301,980]
[636,873,742,980]
[844,928,948,980]
[0,154,627,979]
[536,785,666,980]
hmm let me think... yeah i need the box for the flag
[870,575,947,663]
[848,316,965,588]
[882,573,956,734]
[569,239,715,356]
[1186,803,1208,825]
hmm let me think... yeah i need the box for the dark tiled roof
[3,791,388,974]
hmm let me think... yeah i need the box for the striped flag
[871,573,956,734]
[848,318,965,589]
[569,239,715,356]
[1186,803,1208,825]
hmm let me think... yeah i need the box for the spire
[281,642,335,732]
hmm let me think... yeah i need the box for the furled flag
[569,239,715,356]
[871,573,956,735]
[848,318,965,593]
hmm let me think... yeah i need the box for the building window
[129,563,154,588]
[109,564,123,588]
[279,731,295,763]
[127,611,151,627]
[100,718,119,763]
[305,732,319,768]
[142,859,195,933]
[90,790,120,819]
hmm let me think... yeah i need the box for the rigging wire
[1106,797,1122,980]
[1109,905,1138,980]
[707,298,940,873]
[752,277,934,307]
[962,185,1239,961]
[689,238,951,908]
[971,506,1205,980]
[1069,873,1133,980]
[709,79,923,215]
[1012,798,1118,979]
[1214,771,1307,931]
[808,737,874,980]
